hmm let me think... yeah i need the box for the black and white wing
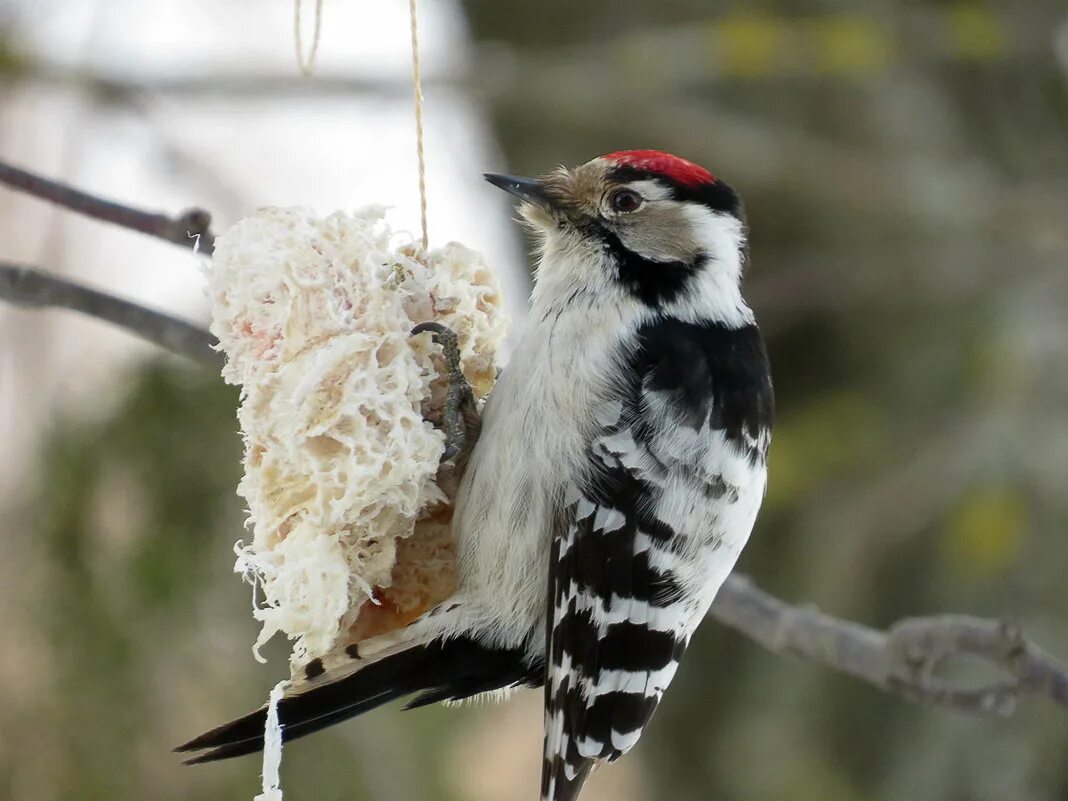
[540,319,772,801]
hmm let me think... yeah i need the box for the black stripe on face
[598,227,702,308]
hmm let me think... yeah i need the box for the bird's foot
[411,322,480,465]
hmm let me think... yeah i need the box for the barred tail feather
[541,751,594,801]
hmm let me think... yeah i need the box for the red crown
[602,150,715,188]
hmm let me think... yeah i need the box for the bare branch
[0,262,221,367]
[711,574,1068,716]
[0,158,216,254]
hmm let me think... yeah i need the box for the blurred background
[1,1,1067,800]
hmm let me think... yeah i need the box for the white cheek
[683,204,745,265]
[663,205,754,328]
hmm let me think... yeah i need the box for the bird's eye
[610,190,643,213]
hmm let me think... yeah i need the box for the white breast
[452,291,645,646]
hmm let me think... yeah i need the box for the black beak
[484,173,550,207]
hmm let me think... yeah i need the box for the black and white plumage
[542,318,771,800]
[179,150,772,801]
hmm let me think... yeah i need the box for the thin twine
[292,0,428,250]
[409,0,429,250]
[294,0,324,76]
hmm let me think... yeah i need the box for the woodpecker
[179,150,773,801]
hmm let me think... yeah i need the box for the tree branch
[0,262,221,367]
[3,259,1066,718]
[711,574,1068,716]
[0,158,216,254]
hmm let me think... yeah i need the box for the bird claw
[411,320,449,339]
[411,322,479,466]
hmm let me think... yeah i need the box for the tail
[540,677,596,801]
[541,753,594,801]
[177,636,541,764]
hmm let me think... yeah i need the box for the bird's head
[486,150,750,324]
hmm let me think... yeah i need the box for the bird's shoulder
[629,315,773,442]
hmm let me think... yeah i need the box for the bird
[178,149,774,801]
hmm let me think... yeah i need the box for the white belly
[452,304,634,646]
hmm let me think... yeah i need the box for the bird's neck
[528,231,755,333]
[660,258,755,330]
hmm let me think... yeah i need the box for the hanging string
[294,0,324,76]
[291,0,428,249]
[408,0,429,250]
